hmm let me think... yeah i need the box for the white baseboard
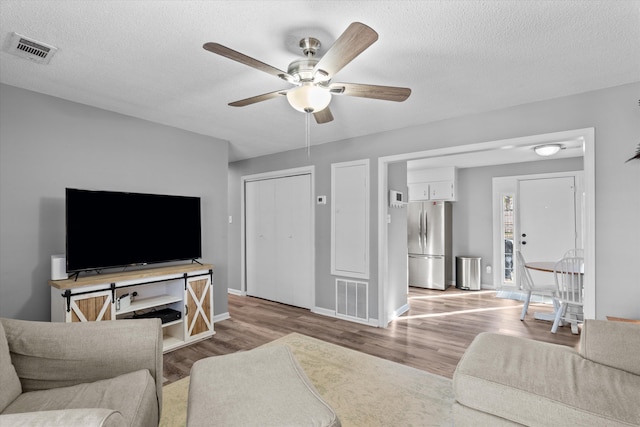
[227,288,245,296]
[388,303,410,322]
[311,306,335,318]
[312,306,379,327]
[212,312,230,323]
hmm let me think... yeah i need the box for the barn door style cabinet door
[65,289,115,322]
[184,275,213,339]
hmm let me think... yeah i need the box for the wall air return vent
[336,278,368,323]
[6,32,58,64]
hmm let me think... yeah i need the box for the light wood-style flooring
[163,287,579,384]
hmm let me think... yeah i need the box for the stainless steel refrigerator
[408,201,452,290]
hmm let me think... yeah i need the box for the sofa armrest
[0,408,126,427]
[580,319,640,375]
[1,318,162,403]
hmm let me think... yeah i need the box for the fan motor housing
[287,58,319,82]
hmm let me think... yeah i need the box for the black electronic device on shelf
[132,308,182,324]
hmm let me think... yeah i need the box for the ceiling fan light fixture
[534,143,563,157]
[286,83,331,113]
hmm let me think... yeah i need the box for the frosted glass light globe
[286,83,331,113]
[534,144,563,157]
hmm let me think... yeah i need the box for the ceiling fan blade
[313,22,378,78]
[329,82,411,102]
[313,107,334,124]
[228,89,288,107]
[203,42,295,83]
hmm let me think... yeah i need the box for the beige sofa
[453,319,640,426]
[0,317,163,427]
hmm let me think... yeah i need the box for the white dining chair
[563,248,584,258]
[516,251,557,321]
[551,256,585,334]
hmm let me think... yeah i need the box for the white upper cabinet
[430,180,455,200]
[407,166,457,201]
[408,182,430,201]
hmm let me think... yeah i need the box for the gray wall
[0,84,230,321]
[229,82,640,320]
[452,158,584,287]
[387,162,408,318]
[229,148,381,317]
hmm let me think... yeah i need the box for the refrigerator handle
[423,207,428,249]
[418,209,423,251]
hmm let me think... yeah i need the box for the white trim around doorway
[378,128,595,327]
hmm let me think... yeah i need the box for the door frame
[492,171,584,289]
[240,166,315,304]
[378,128,595,327]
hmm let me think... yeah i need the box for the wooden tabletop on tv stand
[48,263,214,290]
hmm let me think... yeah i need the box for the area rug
[160,332,454,426]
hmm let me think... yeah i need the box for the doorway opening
[378,128,595,327]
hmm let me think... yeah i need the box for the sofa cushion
[1,317,162,399]
[2,369,157,427]
[188,345,341,427]
[580,319,640,376]
[0,408,126,427]
[453,332,640,426]
[452,402,521,426]
[0,321,22,412]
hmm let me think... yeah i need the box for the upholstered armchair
[0,317,162,427]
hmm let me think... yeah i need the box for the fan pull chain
[305,109,311,158]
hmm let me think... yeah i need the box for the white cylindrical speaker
[51,254,68,280]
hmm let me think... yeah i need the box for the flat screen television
[65,188,202,273]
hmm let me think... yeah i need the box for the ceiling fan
[203,22,411,124]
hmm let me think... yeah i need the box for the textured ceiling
[1,1,638,161]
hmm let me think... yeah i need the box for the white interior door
[245,179,276,301]
[245,174,312,309]
[275,174,312,308]
[518,176,576,284]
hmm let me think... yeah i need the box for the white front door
[518,176,577,284]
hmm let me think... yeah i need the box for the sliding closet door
[245,174,312,309]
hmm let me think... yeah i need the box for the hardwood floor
[163,287,579,384]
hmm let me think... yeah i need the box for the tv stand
[49,263,214,352]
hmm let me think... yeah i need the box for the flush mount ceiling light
[534,143,563,157]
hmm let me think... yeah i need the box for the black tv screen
[65,188,202,273]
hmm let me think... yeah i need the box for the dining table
[525,261,583,274]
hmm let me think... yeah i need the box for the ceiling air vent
[6,32,58,64]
